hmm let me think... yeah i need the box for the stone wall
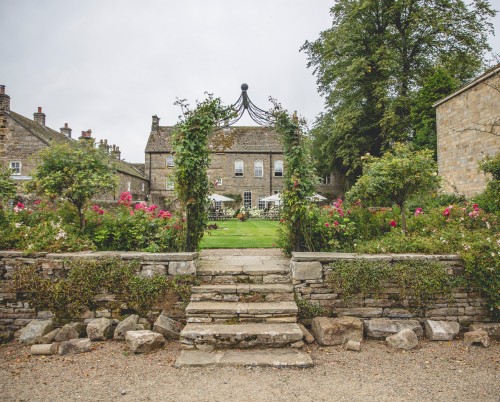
[436,68,500,196]
[291,252,492,328]
[0,251,198,336]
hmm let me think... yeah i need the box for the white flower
[15,223,22,228]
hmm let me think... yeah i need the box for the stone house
[435,64,500,196]
[0,86,149,202]
[145,115,343,208]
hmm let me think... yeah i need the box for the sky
[1,0,499,163]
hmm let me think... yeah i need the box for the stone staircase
[175,255,313,368]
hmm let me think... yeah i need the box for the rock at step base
[174,349,313,368]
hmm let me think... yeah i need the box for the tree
[30,140,117,229]
[346,143,440,232]
[303,0,495,183]
[0,165,16,205]
[172,94,234,252]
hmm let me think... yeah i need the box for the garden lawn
[200,219,279,248]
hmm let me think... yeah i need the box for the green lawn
[200,219,279,248]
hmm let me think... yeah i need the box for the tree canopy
[30,140,117,229]
[0,165,16,204]
[302,0,495,184]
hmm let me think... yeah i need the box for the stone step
[197,262,290,284]
[180,323,304,349]
[190,284,295,302]
[185,301,298,323]
[175,349,313,368]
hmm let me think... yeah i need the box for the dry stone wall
[0,251,198,336]
[291,252,493,328]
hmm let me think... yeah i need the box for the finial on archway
[241,83,249,91]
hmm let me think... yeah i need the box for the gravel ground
[1,339,498,402]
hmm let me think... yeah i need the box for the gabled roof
[145,125,282,153]
[6,111,146,180]
[433,63,500,108]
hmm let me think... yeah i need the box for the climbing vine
[172,94,235,251]
[272,101,317,253]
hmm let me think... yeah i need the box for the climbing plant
[272,101,317,253]
[172,94,235,251]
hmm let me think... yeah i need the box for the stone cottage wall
[291,252,492,328]
[0,251,198,335]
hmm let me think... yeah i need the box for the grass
[200,218,279,249]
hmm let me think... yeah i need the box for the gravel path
[1,340,498,401]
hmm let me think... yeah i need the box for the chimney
[152,115,160,131]
[34,106,46,126]
[110,144,121,160]
[79,129,93,142]
[60,122,72,138]
[0,85,10,112]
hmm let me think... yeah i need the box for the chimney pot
[64,123,68,128]
[0,86,5,95]
[34,107,46,126]
[38,107,42,113]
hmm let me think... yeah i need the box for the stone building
[435,64,500,196]
[0,86,149,202]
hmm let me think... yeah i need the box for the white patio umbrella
[261,194,282,206]
[308,193,327,202]
[208,194,235,202]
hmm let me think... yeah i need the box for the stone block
[168,261,197,275]
[386,329,418,350]
[19,319,54,344]
[114,314,139,340]
[469,323,500,340]
[425,320,459,341]
[139,264,166,277]
[59,338,91,355]
[55,322,83,342]
[153,314,180,340]
[299,323,315,344]
[463,329,490,348]
[86,318,113,341]
[337,308,383,318]
[31,343,59,355]
[311,316,363,346]
[365,318,423,339]
[290,261,323,281]
[39,328,61,344]
[125,330,165,353]
[345,340,361,351]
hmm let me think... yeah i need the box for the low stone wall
[0,251,198,335]
[291,252,493,327]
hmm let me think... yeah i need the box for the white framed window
[141,182,145,192]
[254,160,263,177]
[166,177,174,190]
[243,190,252,209]
[166,154,174,167]
[274,160,283,177]
[258,196,266,210]
[235,160,244,176]
[9,161,21,175]
[127,181,131,192]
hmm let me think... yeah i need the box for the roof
[145,125,282,153]
[433,63,500,108]
[6,111,146,180]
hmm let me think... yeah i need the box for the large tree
[303,0,495,184]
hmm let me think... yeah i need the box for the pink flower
[414,207,424,217]
[334,221,339,226]
[389,220,397,227]
[148,204,158,212]
[443,208,450,217]
[135,202,147,211]
[118,191,132,206]
[129,210,135,216]
[472,203,479,211]
[34,200,41,205]
[468,210,479,219]
[158,210,172,219]
[16,202,25,209]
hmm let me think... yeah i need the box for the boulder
[125,330,165,353]
[311,316,363,346]
[464,329,490,348]
[299,324,315,344]
[114,315,139,340]
[19,319,54,345]
[386,329,418,350]
[58,338,92,355]
[153,314,179,340]
[425,320,459,341]
[86,318,113,341]
[345,340,361,351]
[365,318,423,339]
[55,322,83,342]
[39,328,61,344]
[31,343,59,355]
[469,323,500,341]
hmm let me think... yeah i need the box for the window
[9,161,21,175]
[235,160,244,176]
[274,160,283,177]
[243,191,252,209]
[166,155,174,167]
[166,177,174,190]
[258,196,266,210]
[322,174,331,185]
[127,182,131,192]
[141,182,145,192]
[254,160,263,177]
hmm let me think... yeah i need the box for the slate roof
[7,111,146,180]
[145,126,282,153]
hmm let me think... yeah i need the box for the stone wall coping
[0,251,198,261]
[291,252,460,263]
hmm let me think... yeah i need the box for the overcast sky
[1,0,499,163]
